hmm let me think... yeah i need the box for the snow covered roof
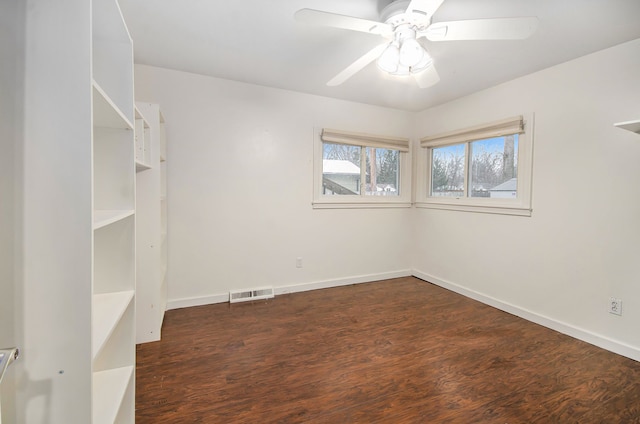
[489,178,517,191]
[323,160,360,175]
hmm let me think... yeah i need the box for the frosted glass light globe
[399,37,424,67]
[377,43,400,73]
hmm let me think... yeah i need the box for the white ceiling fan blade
[406,0,445,18]
[425,17,538,41]
[413,64,440,89]
[295,9,392,37]
[327,44,388,87]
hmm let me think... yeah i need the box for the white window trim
[313,128,412,209]
[415,114,534,216]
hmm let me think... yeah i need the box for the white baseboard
[166,269,412,311]
[412,269,640,362]
[274,269,412,296]
[167,293,229,310]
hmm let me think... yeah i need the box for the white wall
[134,65,414,307]
[412,38,640,359]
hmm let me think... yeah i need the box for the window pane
[322,142,361,195]
[366,147,399,196]
[431,143,465,197]
[469,134,518,198]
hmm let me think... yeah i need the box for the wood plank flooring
[136,277,640,423]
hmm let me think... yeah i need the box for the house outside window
[417,115,534,216]
[313,129,411,208]
[322,158,361,195]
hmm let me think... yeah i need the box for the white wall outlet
[609,297,622,316]
[296,257,302,268]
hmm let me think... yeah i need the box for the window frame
[416,114,534,216]
[313,128,412,209]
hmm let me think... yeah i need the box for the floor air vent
[229,287,274,303]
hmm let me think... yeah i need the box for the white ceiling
[119,0,640,112]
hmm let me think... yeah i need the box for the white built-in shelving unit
[91,0,136,421]
[160,112,168,313]
[614,119,640,134]
[20,0,136,421]
[135,107,152,171]
[135,103,168,343]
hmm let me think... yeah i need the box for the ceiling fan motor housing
[381,0,432,31]
[376,0,436,76]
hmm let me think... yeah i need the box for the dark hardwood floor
[136,277,640,423]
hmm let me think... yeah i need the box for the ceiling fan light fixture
[399,37,424,67]
[377,42,400,73]
[392,64,411,76]
[410,48,433,73]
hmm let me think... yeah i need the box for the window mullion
[360,146,366,196]
[463,142,470,198]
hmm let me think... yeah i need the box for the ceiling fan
[295,0,538,88]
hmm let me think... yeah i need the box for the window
[314,128,411,208]
[418,115,533,216]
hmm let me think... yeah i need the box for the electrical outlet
[609,297,622,316]
[296,257,303,268]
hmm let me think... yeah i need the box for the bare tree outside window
[323,142,361,164]
[431,143,465,197]
[366,147,399,196]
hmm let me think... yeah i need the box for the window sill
[415,200,532,216]
[313,199,412,209]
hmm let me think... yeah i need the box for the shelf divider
[92,290,135,359]
[93,81,134,129]
[614,120,640,134]
[136,160,152,172]
[92,365,134,424]
[93,209,135,230]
